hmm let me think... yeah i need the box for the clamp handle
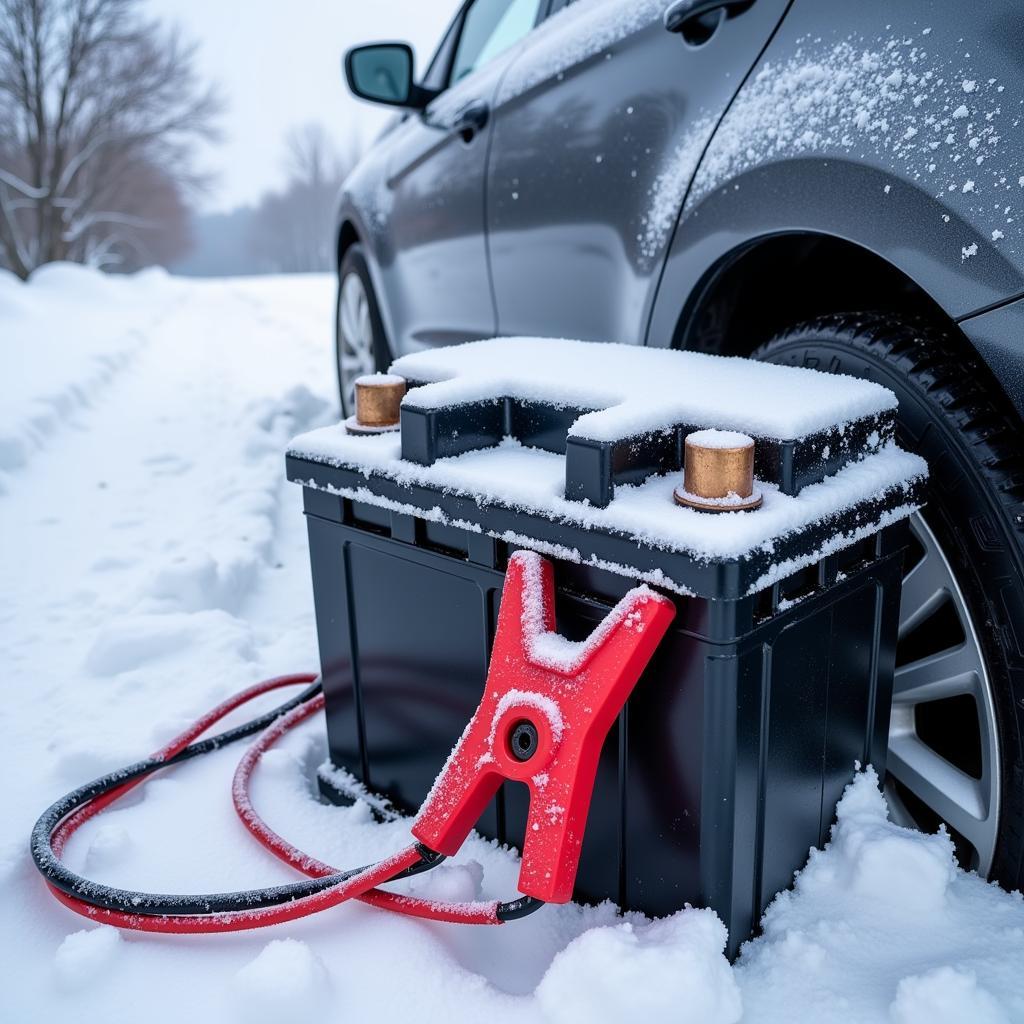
[412,551,676,903]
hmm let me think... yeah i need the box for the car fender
[648,6,1024,387]
[647,156,1024,352]
[334,144,403,351]
[647,3,1024,415]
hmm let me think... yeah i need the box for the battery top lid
[289,338,926,591]
[389,337,897,442]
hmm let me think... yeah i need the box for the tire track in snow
[0,274,336,835]
[0,269,186,490]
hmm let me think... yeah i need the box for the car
[335,0,1024,898]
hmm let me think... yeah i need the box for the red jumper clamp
[412,550,676,903]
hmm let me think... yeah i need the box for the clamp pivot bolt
[510,720,539,762]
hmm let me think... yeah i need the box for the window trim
[443,0,549,92]
[421,2,470,93]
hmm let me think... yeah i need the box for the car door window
[451,0,544,84]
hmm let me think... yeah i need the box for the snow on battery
[288,336,926,596]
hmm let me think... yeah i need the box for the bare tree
[248,123,358,274]
[286,122,342,193]
[0,0,219,277]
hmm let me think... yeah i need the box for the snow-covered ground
[1,267,1022,1023]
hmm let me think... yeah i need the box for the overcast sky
[146,1,461,213]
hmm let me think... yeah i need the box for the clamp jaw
[412,550,676,904]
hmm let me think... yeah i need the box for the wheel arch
[672,230,953,357]
[336,218,361,274]
[335,212,399,364]
[647,157,1024,422]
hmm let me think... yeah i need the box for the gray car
[336,0,1024,897]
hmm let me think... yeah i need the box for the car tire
[752,312,1024,889]
[335,244,391,417]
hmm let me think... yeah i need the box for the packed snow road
[1,267,1022,1023]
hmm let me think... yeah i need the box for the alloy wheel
[338,271,376,413]
[885,513,1001,873]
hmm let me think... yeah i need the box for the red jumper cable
[31,551,675,933]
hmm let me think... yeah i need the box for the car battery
[286,338,926,955]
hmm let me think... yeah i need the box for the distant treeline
[173,123,358,278]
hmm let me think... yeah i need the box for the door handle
[663,0,753,34]
[452,100,489,141]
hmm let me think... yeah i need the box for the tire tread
[754,312,1024,888]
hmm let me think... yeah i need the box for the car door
[380,0,549,355]
[486,0,792,344]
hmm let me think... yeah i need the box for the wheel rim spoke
[885,513,1000,874]
[892,644,979,705]
[898,544,947,639]
[884,780,919,831]
[357,296,374,372]
[887,732,994,861]
[338,273,376,408]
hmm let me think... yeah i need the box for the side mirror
[344,43,435,110]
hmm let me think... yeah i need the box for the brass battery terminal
[674,429,763,512]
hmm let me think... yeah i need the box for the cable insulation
[230,692,504,925]
[33,674,543,931]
